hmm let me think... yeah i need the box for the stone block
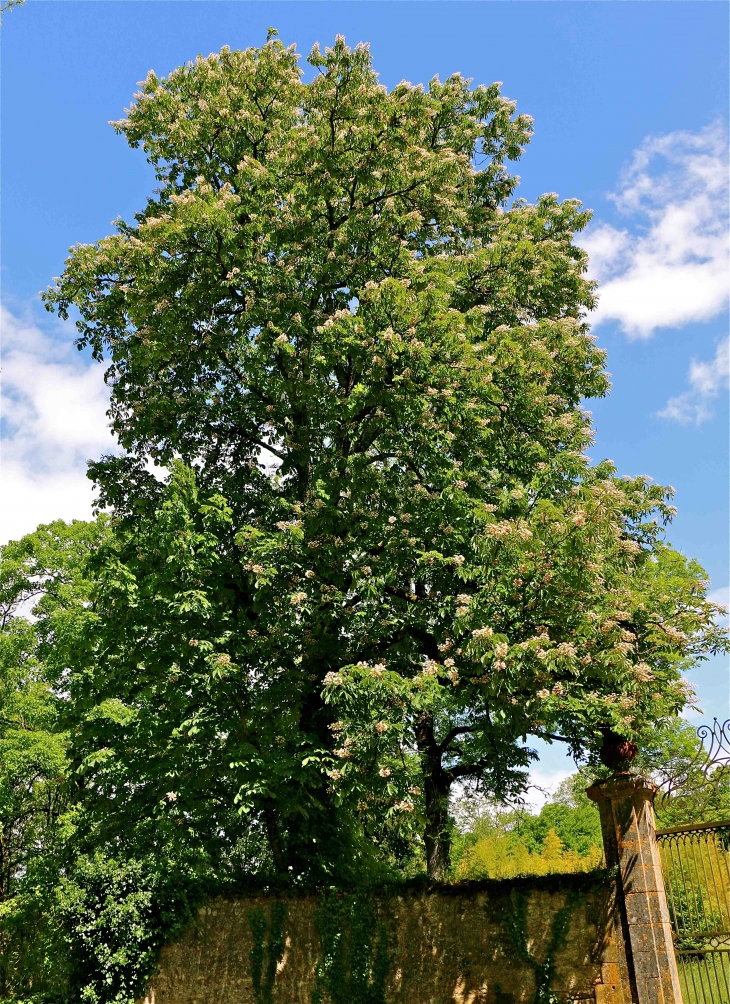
[622,922,677,961]
[595,982,617,1004]
[623,891,672,928]
[601,962,623,986]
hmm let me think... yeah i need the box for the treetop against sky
[18,32,721,878]
[1,2,728,748]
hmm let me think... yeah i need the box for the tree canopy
[35,32,727,895]
[41,34,727,884]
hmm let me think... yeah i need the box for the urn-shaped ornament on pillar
[599,727,639,773]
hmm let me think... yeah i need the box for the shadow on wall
[138,872,629,1004]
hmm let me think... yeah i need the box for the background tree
[0,520,103,1000]
[450,717,730,881]
[43,34,727,881]
[0,520,226,1003]
[0,519,104,910]
[451,776,604,880]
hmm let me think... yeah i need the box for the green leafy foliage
[0,520,104,1002]
[519,775,604,856]
[41,33,726,884]
[249,901,287,1004]
[54,849,208,1004]
[452,774,604,879]
[60,463,388,888]
[311,893,389,1004]
[0,30,725,1001]
[500,888,579,1004]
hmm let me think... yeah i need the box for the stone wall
[139,874,634,1004]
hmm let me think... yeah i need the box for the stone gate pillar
[587,775,683,1004]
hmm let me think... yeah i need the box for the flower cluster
[632,662,654,683]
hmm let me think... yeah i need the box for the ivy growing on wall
[249,901,288,1004]
[311,892,389,1004]
[498,888,581,1004]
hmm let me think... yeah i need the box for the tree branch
[532,730,572,745]
[438,724,475,753]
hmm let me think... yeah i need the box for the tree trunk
[262,801,286,875]
[415,711,452,880]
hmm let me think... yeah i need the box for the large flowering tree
[44,34,726,879]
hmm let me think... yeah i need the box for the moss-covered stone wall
[139,874,632,1004]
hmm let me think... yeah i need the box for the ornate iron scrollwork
[655,718,730,819]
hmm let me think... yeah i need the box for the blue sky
[2,1,728,790]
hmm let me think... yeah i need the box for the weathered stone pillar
[587,774,683,1004]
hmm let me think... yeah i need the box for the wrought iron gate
[657,819,730,1004]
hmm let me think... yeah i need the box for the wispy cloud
[0,306,117,544]
[658,337,730,425]
[581,122,729,338]
[709,587,730,630]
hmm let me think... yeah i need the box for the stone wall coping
[192,868,616,904]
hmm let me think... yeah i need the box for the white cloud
[709,586,730,628]
[522,766,574,813]
[581,122,729,338]
[658,337,730,424]
[0,305,117,544]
